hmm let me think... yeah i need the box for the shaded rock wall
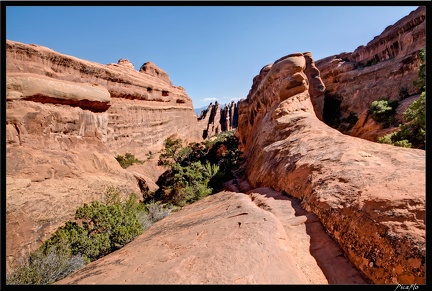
[236,52,425,284]
[314,6,426,141]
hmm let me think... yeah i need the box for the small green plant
[156,161,218,206]
[42,187,144,262]
[115,153,144,168]
[369,97,399,127]
[157,137,184,167]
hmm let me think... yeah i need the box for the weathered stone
[56,189,368,284]
[197,100,239,139]
[5,39,203,272]
[314,6,425,140]
[236,52,425,284]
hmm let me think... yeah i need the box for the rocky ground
[56,182,370,285]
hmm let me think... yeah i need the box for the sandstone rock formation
[6,40,202,158]
[197,100,238,139]
[5,40,202,272]
[56,189,368,284]
[314,6,426,141]
[236,52,425,284]
[5,8,425,285]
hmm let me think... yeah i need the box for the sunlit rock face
[55,188,369,285]
[5,40,203,272]
[314,6,426,141]
[197,100,238,139]
[6,40,203,157]
[236,52,425,284]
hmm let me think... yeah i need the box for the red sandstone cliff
[197,100,238,139]
[5,40,203,271]
[5,7,426,285]
[56,50,425,285]
[314,6,425,141]
[236,52,425,284]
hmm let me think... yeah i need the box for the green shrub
[157,137,185,167]
[369,97,399,127]
[155,131,242,206]
[378,92,425,149]
[42,187,144,262]
[6,186,154,285]
[377,131,412,148]
[156,161,218,206]
[413,48,425,93]
[377,48,425,149]
[115,153,144,168]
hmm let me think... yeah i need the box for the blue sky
[6,4,420,109]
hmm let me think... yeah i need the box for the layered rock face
[5,40,202,271]
[314,6,425,140]
[197,101,238,139]
[236,52,425,284]
[6,40,202,158]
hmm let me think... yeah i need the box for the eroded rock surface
[56,189,368,284]
[314,6,425,140]
[236,52,425,284]
[5,40,202,272]
[198,101,238,139]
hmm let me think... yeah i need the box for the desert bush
[369,97,399,127]
[145,200,171,223]
[115,152,144,168]
[6,186,151,285]
[378,91,425,149]
[157,137,185,167]
[155,131,242,206]
[135,199,171,229]
[377,131,412,148]
[42,187,144,262]
[156,161,218,206]
[377,48,425,149]
[413,48,425,93]
[6,241,86,285]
